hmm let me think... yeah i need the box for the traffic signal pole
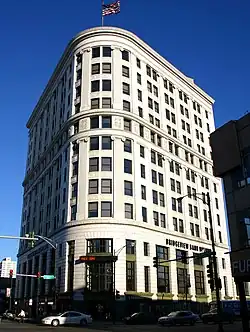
[207,192,224,332]
[9,270,13,311]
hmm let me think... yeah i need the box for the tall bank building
[16,27,235,313]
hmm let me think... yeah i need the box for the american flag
[102,0,120,17]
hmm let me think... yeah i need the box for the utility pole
[207,192,223,332]
[9,269,14,311]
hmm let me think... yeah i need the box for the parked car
[158,311,200,326]
[124,312,157,325]
[2,310,15,320]
[41,311,92,327]
[201,308,235,324]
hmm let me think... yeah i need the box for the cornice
[26,26,214,129]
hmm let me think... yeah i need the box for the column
[81,48,91,111]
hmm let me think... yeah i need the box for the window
[179,219,184,233]
[102,97,111,108]
[138,90,142,101]
[152,70,157,81]
[217,214,221,226]
[123,100,130,112]
[172,197,176,211]
[102,63,111,74]
[140,145,145,158]
[122,65,129,78]
[138,107,143,117]
[153,85,158,97]
[102,80,111,91]
[92,63,100,74]
[215,198,219,209]
[124,139,132,153]
[190,223,194,236]
[173,217,178,231]
[103,46,111,57]
[91,80,100,92]
[146,65,151,76]
[148,97,153,109]
[141,164,145,178]
[170,178,175,191]
[214,183,217,193]
[102,136,112,150]
[194,206,198,219]
[204,209,208,222]
[141,185,146,200]
[137,58,141,68]
[101,179,112,194]
[142,207,147,222]
[159,193,165,207]
[147,81,152,93]
[177,268,188,294]
[137,73,141,84]
[205,227,209,240]
[223,276,228,296]
[87,239,112,254]
[101,157,112,171]
[158,173,164,186]
[157,266,170,293]
[124,118,131,131]
[89,179,99,194]
[90,116,99,129]
[176,181,181,194]
[124,159,132,174]
[71,205,77,220]
[126,261,135,291]
[92,47,100,58]
[124,181,133,196]
[152,170,157,183]
[154,101,159,113]
[90,136,99,150]
[123,83,130,95]
[101,201,112,217]
[144,242,149,256]
[195,224,200,237]
[219,231,222,243]
[144,266,150,292]
[152,190,158,204]
[88,202,98,217]
[195,270,205,295]
[222,258,226,269]
[91,98,100,109]
[178,199,183,212]
[102,116,111,128]
[122,50,129,61]
[155,118,160,128]
[156,245,168,260]
[160,214,166,228]
[125,203,133,219]
[89,157,99,171]
[153,211,159,226]
[170,97,175,108]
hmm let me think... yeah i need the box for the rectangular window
[219,231,222,243]
[102,116,112,128]
[124,159,132,174]
[102,97,111,108]
[157,266,170,293]
[138,107,143,117]
[160,214,166,228]
[91,98,100,109]
[89,179,99,194]
[137,58,141,68]
[148,97,153,109]
[92,63,100,74]
[140,145,145,157]
[190,223,194,236]
[102,79,111,91]
[122,65,129,77]
[205,227,209,240]
[123,82,130,95]
[124,139,132,153]
[152,190,158,204]
[125,203,133,219]
[144,266,150,292]
[101,157,112,171]
[102,62,111,74]
[91,80,100,92]
[88,202,98,217]
[89,157,99,171]
[222,258,226,269]
[177,267,188,294]
[151,170,157,183]
[92,47,100,58]
[179,219,184,233]
[141,185,146,200]
[138,89,142,101]
[217,214,221,226]
[123,100,130,112]
[137,73,141,84]
[101,201,112,217]
[126,261,135,291]
[156,245,168,260]
[195,224,200,237]
[223,276,228,296]
[141,164,145,178]
[90,136,99,150]
[90,116,99,128]
[144,242,149,256]
[142,207,147,222]
[172,197,176,211]
[146,65,151,76]
[124,180,133,196]
[153,211,159,226]
[173,217,178,231]
[124,118,131,131]
[159,193,165,207]
[195,270,205,295]
[101,179,112,194]
[122,50,129,61]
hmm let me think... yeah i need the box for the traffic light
[181,251,188,264]
[153,256,158,268]
[207,261,214,291]
[29,231,35,248]
[115,290,120,299]
[9,269,13,278]
[37,272,41,279]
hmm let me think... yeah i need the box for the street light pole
[207,192,223,332]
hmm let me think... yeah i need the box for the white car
[41,311,93,327]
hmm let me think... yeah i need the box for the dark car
[124,312,157,325]
[158,311,200,326]
[201,308,235,324]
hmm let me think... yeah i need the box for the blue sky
[0,0,248,261]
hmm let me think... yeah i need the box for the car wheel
[51,319,59,327]
[80,319,87,326]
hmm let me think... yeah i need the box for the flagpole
[102,0,104,26]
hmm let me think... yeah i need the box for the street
[0,320,244,332]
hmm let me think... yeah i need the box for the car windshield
[168,312,177,317]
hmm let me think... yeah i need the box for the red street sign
[79,256,96,262]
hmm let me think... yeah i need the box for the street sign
[197,251,213,259]
[43,275,55,280]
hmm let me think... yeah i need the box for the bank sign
[230,248,250,280]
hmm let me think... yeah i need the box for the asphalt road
[0,320,244,332]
